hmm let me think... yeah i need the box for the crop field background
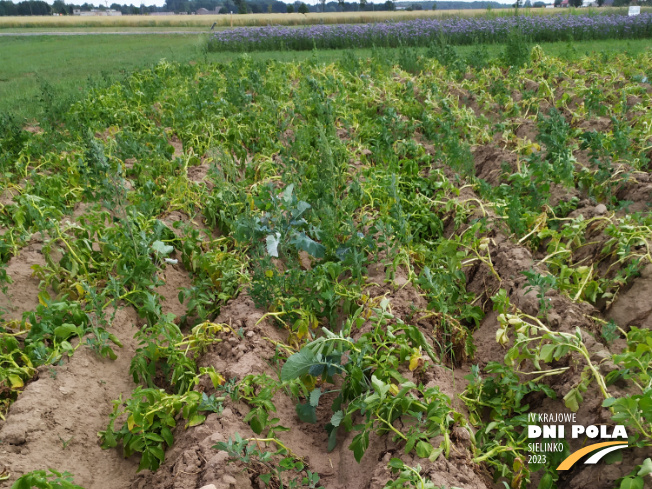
[2,10,652,489]
[1,7,641,29]
[2,32,652,123]
[0,34,209,121]
[207,11,652,50]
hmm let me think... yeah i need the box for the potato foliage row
[1,45,652,488]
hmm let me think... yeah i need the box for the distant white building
[73,8,123,15]
[196,7,222,14]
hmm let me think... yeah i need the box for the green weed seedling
[537,108,575,188]
[501,29,531,69]
[601,320,620,345]
[214,433,325,489]
[11,469,84,489]
[397,45,423,75]
[82,284,122,361]
[385,459,443,489]
[612,458,652,489]
[522,270,556,320]
[58,435,74,450]
[0,263,12,297]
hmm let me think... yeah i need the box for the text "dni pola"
[527,413,628,439]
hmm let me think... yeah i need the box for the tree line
[0,0,404,15]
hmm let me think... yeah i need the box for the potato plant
[1,44,652,489]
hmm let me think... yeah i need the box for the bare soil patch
[0,307,141,488]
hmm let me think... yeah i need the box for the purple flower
[208,12,652,52]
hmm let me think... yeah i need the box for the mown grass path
[0,31,201,36]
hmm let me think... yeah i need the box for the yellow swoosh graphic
[557,441,628,471]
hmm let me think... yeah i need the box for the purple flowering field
[208,12,652,51]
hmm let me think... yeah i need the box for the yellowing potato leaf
[409,350,422,371]
[37,290,51,307]
[8,375,24,389]
[74,283,85,297]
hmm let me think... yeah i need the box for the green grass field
[1,33,651,122]
[0,34,207,121]
[0,26,213,32]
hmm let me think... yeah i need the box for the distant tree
[298,1,309,12]
[338,0,344,9]
[52,0,67,13]
[596,0,604,5]
[432,1,437,8]
[533,1,545,6]
[360,0,367,9]
[0,1,16,16]
[287,3,294,11]
[235,0,248,13]
[524,0,531,6]
[569,0,581,6]
[383,0,395,9]
[554,0,561,5]
[413,3,423,8]
[268,1,285,12]
[17,0,51,15]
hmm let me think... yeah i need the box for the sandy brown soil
[0,307,141,488]
[607,263,652,330]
